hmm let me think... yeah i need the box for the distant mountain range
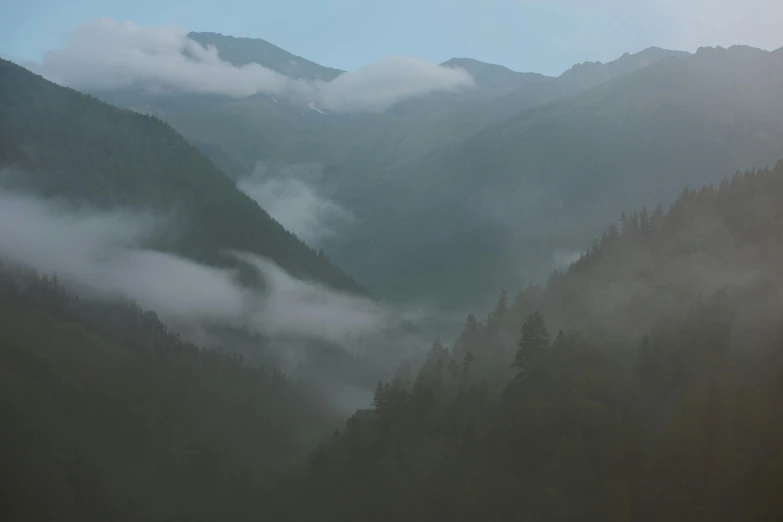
[66,33,783,311]
[341,45,783,308]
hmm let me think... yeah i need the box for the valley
[2,11,783,521]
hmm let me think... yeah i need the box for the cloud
[234,253,391,343]
[552,248,582,268]
[0,185,397,345]
[237,164,351,246]
[313,57,475,113]
[39,18,474,113]
[0,188,248,323]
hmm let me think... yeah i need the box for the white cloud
[237,164,351,246]
[0,186,393,344]
[313,56,475,112]
[234,253,391,343]
[39,18,474,113]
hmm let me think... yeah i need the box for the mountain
[268,161,783,522]
[73,34,782,313]
[86,31,344,118]
[559,46,690,91]
[188,31,344,81]
[432,57,551,100]
[0,58,364,294]
[329,45,783,309]
[168,45,692,188]
[0,266,339,522]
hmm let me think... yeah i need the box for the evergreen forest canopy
[3,159,783,521]
[3,25,783,522]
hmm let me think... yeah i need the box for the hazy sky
[2,0,782,76]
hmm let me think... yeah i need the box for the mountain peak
[442,57,515,71]
[188,31,343,82]
[439,57,550,94]
[560,46,688,88]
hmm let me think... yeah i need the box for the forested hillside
[0,58,364,294]
[268,161,783,522]
[0,267,338,522]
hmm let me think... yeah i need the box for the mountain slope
[330,45,783,308]
[0,267,338,522]
[0,58,364,294]
[441,57,548,95]
[169,46,692,191]
[270,161,783,522]
[88,31,344,118]
[188,31,343,81]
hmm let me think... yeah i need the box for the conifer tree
[512,312,550,380]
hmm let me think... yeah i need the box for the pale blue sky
[2,0,781,76]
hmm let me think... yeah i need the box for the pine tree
[620,211,629,236]
[488,289,508,326]
[372,381,388,411]
[447,358,459,380]
[512,312,550,380]
[651,203,664,233]
[463,314,479,336]
[639,206,650,234]
[461,351,476,377]
[428,338,449,370]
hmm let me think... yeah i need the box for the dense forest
[0,58,363,294]
[3,162,783,521]
[0,265,339,522]
[267,161,783,522]
[4,29,783,522]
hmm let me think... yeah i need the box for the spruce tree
[512,312,550,380]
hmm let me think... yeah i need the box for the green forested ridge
[266,161,783,522]
[5,30,783,521]
[0,267,338,522]
[0,57,364,294]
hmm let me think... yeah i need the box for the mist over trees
[268,162,783,522]
[3,18,783,522]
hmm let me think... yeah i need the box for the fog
[0,186,425,351]
[39,18,474,113]
[237,163,352,246]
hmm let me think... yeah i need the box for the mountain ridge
[0,58,365,295]
[188,31,344,81]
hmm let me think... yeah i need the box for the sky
[2,0,782,77]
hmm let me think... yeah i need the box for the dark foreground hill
[0,267,339,522]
